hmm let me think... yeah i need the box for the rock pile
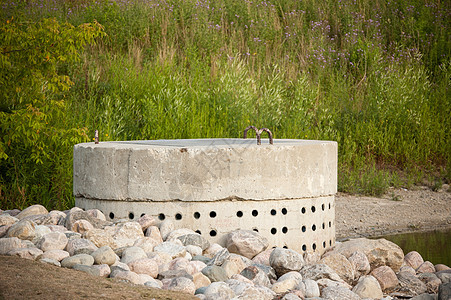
[1,204,450,300]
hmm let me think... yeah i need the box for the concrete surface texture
[73,139,337,202]
[74,138,337,254]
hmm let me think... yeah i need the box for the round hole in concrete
[301,226,306,232]
[195,230,201,235]
[194,212,201,219]
[302,245,307,251]
[158,213,166,221]
[281,208,288,215]
[329,240,332,246]
[322,204,325,211]
[329,203,331,209]
[283,246,288,249]
[210,211,217,218]
[301,207,306,214]
[282,227,288,234]
[140,213,146,217]
[329,221,332,227]
[322,223,325,229]
[252,210,258,217]
[236,211,243,217]
[323,241,326,248]
[209,230,217,237]
[312,243,317,251]
[128,212,134,219]
[253,228,259,232]
[270,209,277,216]
[311,206,316,213]
[312,224,316,231]
[271,228,277,235]
[109,212,115,220]
[175,213,182,220]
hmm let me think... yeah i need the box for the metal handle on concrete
[243,126,258,139]
[258,128,273,145]
[243,126,273,145]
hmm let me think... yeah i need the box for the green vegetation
[1,0,449,209]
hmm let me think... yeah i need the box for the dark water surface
[380,229,451,266]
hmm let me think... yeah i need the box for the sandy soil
[335,185,451,239]
[1,186,450,299]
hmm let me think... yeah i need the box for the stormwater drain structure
[74,138,337,254]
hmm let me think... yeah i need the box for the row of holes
[109,202,333,221]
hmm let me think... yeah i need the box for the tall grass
[1,0,450,209]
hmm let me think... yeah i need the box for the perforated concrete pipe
[74,138,337,254]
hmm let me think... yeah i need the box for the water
[380,229,451,266]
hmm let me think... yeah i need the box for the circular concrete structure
[74,138,337,254]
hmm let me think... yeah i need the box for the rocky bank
[0,204,450,300]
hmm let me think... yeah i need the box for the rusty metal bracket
[94,130,99,144]
[243,126,273,145]
[243,126,258,139]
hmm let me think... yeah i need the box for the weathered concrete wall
[73,139,337,202]
[74,138,337,254]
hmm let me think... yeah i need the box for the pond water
[380,229,451,266]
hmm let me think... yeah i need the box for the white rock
[39,257,61,266]
[272,278,298,293]
[154,241,186,259]
[92,264,111,277]
[299,263,342,281]
[121,246,147,264]
[61,253,94,268]
[352,275,383,299]
[193,272,212,289]
[165,276,196,295]
[65,238,98,256]
[269,247,305,276]
[203,243,224,259]
[145,226,163,243]
[321,286,360,300]
[71,219,94,234]
[235,286,275,299]
[16,204,48,220]
[7,247,43,260]
[106,222,144,248]
[203,282,235,299]
[32,225,52,244]
[320,252,355,284]
[39,249,70,262]
[84,228,116,249]
[316,278,352,290]
[0,237,26,255]
[165,228,197,241]
[144,277,163,289]
[91,246,116,265]
[303,278,320,298]
[110,270,144,285]
[225,230,268,259]
[37,232,68,251]
[159,220,174,241]
[6,219,36,241]
[86,209,106,221]
[128,258,159,278]
[348,251,371,280]
[251,248,273,266]
[186,245,203,257]
[0,214,18,226]
[133,237,160,254]
[332,238,404,272]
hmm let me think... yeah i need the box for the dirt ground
[1,186,450,299]
[335,185,451,239]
